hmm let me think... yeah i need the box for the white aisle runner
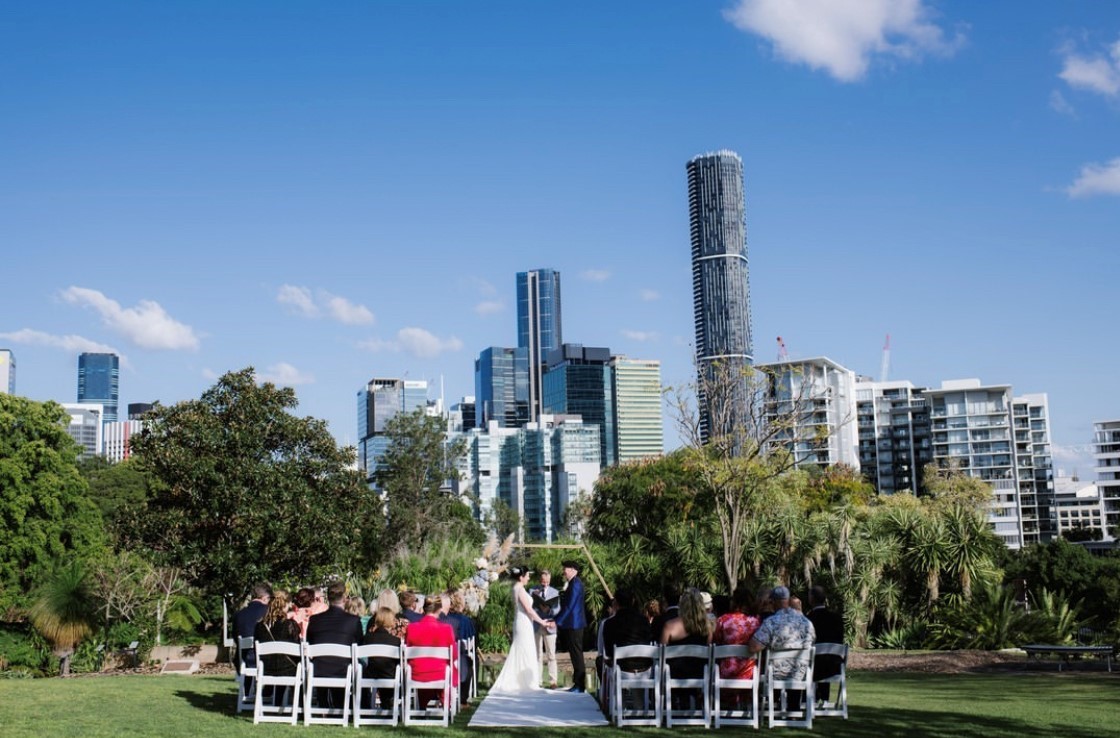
[469,689,609,727]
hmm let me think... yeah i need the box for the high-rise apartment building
[475,346,531,429]
[517,269,563,422]
[610,356,664,464]
[77,352,119,423]
[687,151,752,442]
[103,419,145,462]
[356,378,429,483]
[1012,394,1055,545]
[0,349,14,394]
[542,344,616,467]
[1093,419,1120,535]
[758,357,860,469]
[855,380,933,495]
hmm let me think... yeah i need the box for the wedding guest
[363,607,402,710]
[376,589,410,638]
[661,588,713,710]
[713,585,762,685]
[255,591,301,677]
[289,587,317,639]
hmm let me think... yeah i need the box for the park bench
[1021,644,1114,672]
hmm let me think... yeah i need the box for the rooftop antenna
[880,333,891,382]
[776,336,789,361]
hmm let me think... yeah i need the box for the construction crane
[776,336,789,361]
[880,333,891,382]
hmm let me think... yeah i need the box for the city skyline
[2,2,1117,476]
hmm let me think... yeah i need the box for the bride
[488,567,553,694]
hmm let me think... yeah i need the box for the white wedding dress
[488,583,543,694]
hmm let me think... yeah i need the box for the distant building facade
[61,402,103,458]
[1094,419,1120,536]
[103,419,144,462]
[77,352,119,424]
[517,269,563,423]
[1052,474,1108,541]
[475,346,531,429]
[687,150,753,442]
[0,349,14,394]
[758,357,860,470]
[543,344,616,468]
[610,356,664,464]
[356,377,429,483]
[855,380,932,495]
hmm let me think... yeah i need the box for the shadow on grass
[174,683,239,718]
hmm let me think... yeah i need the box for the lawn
[0,671,1117,737]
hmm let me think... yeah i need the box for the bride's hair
[509,566,531,580]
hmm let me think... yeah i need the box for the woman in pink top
[713,585,762,680]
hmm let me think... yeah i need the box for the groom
[555,560,587,693]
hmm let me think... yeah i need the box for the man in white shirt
[530,570,561,688]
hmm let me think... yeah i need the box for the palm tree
[943,505,999,600]
[906,513,949,607]
[28,561,97,676]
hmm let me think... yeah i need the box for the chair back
[814,643,847,659]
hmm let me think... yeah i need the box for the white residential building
[1093,420,1120,536]
[758,357,860,470]
[61,402,103,458]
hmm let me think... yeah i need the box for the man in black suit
[601,589,654,673]
[306,581,363,707]
[807,585,844,704]
[650,583,681,643]
[233,582,272,682]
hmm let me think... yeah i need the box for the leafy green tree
[375,408,482,554]
[0,395,107,613]
[922,461,992,511]
[802,464,874,512]
[587,451,704,545]
[130,368,379,599]
[78,456,154,545]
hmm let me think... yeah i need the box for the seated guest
[643,598,661,624]
[399,591,424,624]
[756,586,776,620]
[661,588,713,710]
[306,581,364,708]
[749,585,815,711]
[445,589,477,707]
[602,589,654,673]
[288,587,317,639]
[405,597,457,707]
[364,607,403,709]
[376,589,410,638]
[346,595,369,632]
[311,587,329,615]
[713,584,762,687]
[651,583,682,643]
[255,591,301,677]
[807,585,844,704]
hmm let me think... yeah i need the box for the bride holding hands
[488,566,554,694]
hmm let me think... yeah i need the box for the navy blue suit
[556,576,587,690]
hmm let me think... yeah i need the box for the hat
[509,566,532,578]
[561,560,582,573]
[700,591,713,609]
[771,586,791,600]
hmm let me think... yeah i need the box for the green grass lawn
[0,671,1117,737]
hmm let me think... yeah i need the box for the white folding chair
[611,644,662,727]
[303,642,354,726]
[403,645,453,726]
[461,636,478,700]
[253,641,303,725]
[663,644,711,727]
[813,643,848,719]
[764,646,815,729]
[235,636,257,714]
[711,644,760,729]
[353,643,402,727]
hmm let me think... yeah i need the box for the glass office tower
[517,269,563,422]
[687,151,752,442]
[77,352,119,423]
[475,346,531,428]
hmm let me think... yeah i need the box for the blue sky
[2,1,1117,474]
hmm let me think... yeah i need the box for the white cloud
[277,284,318,317]
[201,368,219,381]
[0,328,123,357]
[640,289,661,302]
[622,329,659,342]
[474,300,505,316]
[1067,157,1120,198]
[325,295,374,325]
[358,328,463,359]
[398,327,463,359]
[59,286,200,350]
[582,269,611,282]
[277,284,374,325]
[723,0,962,82]
[1058,37,1120,97]
[1049,90,1075,116]
[257,362,315,386]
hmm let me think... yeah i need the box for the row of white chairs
[603,642,848,730]
[236,636,475,727]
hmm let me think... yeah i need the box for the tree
[375,408,482,554]
[586,451,704,545]
[28,561,97,676]
[922,461,992,511]
[668,360,820,590]
[130,368,379,599]
[0,395,107,613]
[78,456,154,545]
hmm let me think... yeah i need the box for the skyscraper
[542,344,616,467]
[356,377,429,484]
[687,151,752,441]
[610,356,664,464]
[517,269,563,422]
[475,346,531,428]
[77,352,119,423]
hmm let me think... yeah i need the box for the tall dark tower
[516,268,563,422]
[77,352,120,424]
[687,150,753,442]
